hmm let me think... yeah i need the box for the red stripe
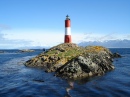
[65,20,71,27]
[64,35,72,43]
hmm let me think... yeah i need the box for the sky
[0,0,130,49]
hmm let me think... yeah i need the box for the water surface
[0,48,130,97]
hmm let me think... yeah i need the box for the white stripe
[65,27,71,35]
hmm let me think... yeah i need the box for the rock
[55,52,114,79]
[49,56,55,60]
[25,43,117,80]
[20,49,34,52]
[113,53,122,58]
[43,48,46,51]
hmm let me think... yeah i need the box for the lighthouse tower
[64,15,72,43]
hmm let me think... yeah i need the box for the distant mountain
[78,39,130,48]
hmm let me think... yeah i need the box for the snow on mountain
[78,39,130,48]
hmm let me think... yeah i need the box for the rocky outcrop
[25,43,80,72]
[113,53,122,58]
[55,52,114,79]
[20,49,34,52]
[25,43,120,79]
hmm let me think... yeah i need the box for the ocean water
[0,48,130,97]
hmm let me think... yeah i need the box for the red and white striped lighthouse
[64,15,72,43]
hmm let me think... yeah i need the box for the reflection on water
[64,77,98,97]
[65,80,74,97]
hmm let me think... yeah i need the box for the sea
[0,48,130,97]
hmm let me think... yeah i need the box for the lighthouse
[64,15,72,43]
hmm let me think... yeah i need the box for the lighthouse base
[64,35,72,43]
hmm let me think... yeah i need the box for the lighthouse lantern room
[64,15,72,43]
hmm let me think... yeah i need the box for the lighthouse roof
[66,15,70,20]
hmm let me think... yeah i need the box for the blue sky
[0,0,130,49]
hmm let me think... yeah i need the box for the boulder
[113,53,122,58]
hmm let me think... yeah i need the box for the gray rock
[25,43,117,80]
[55,52,115,79]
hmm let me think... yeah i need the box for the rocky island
[20,49,35,53]
[25,43,119,79]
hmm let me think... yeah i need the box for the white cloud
[1,29,130,49]
[0,29,32,49]
[82,32,130,42]
[2,29,85,48]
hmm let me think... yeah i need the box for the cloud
[0,24,11,30]
[125,35,130,39]
[1,28,130,49]
[98,32,117,41]
[82,32,130,42]
[0,24,10,40]
[0,26,32,49]
[0,37,32,49]
[2,29,85,48]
